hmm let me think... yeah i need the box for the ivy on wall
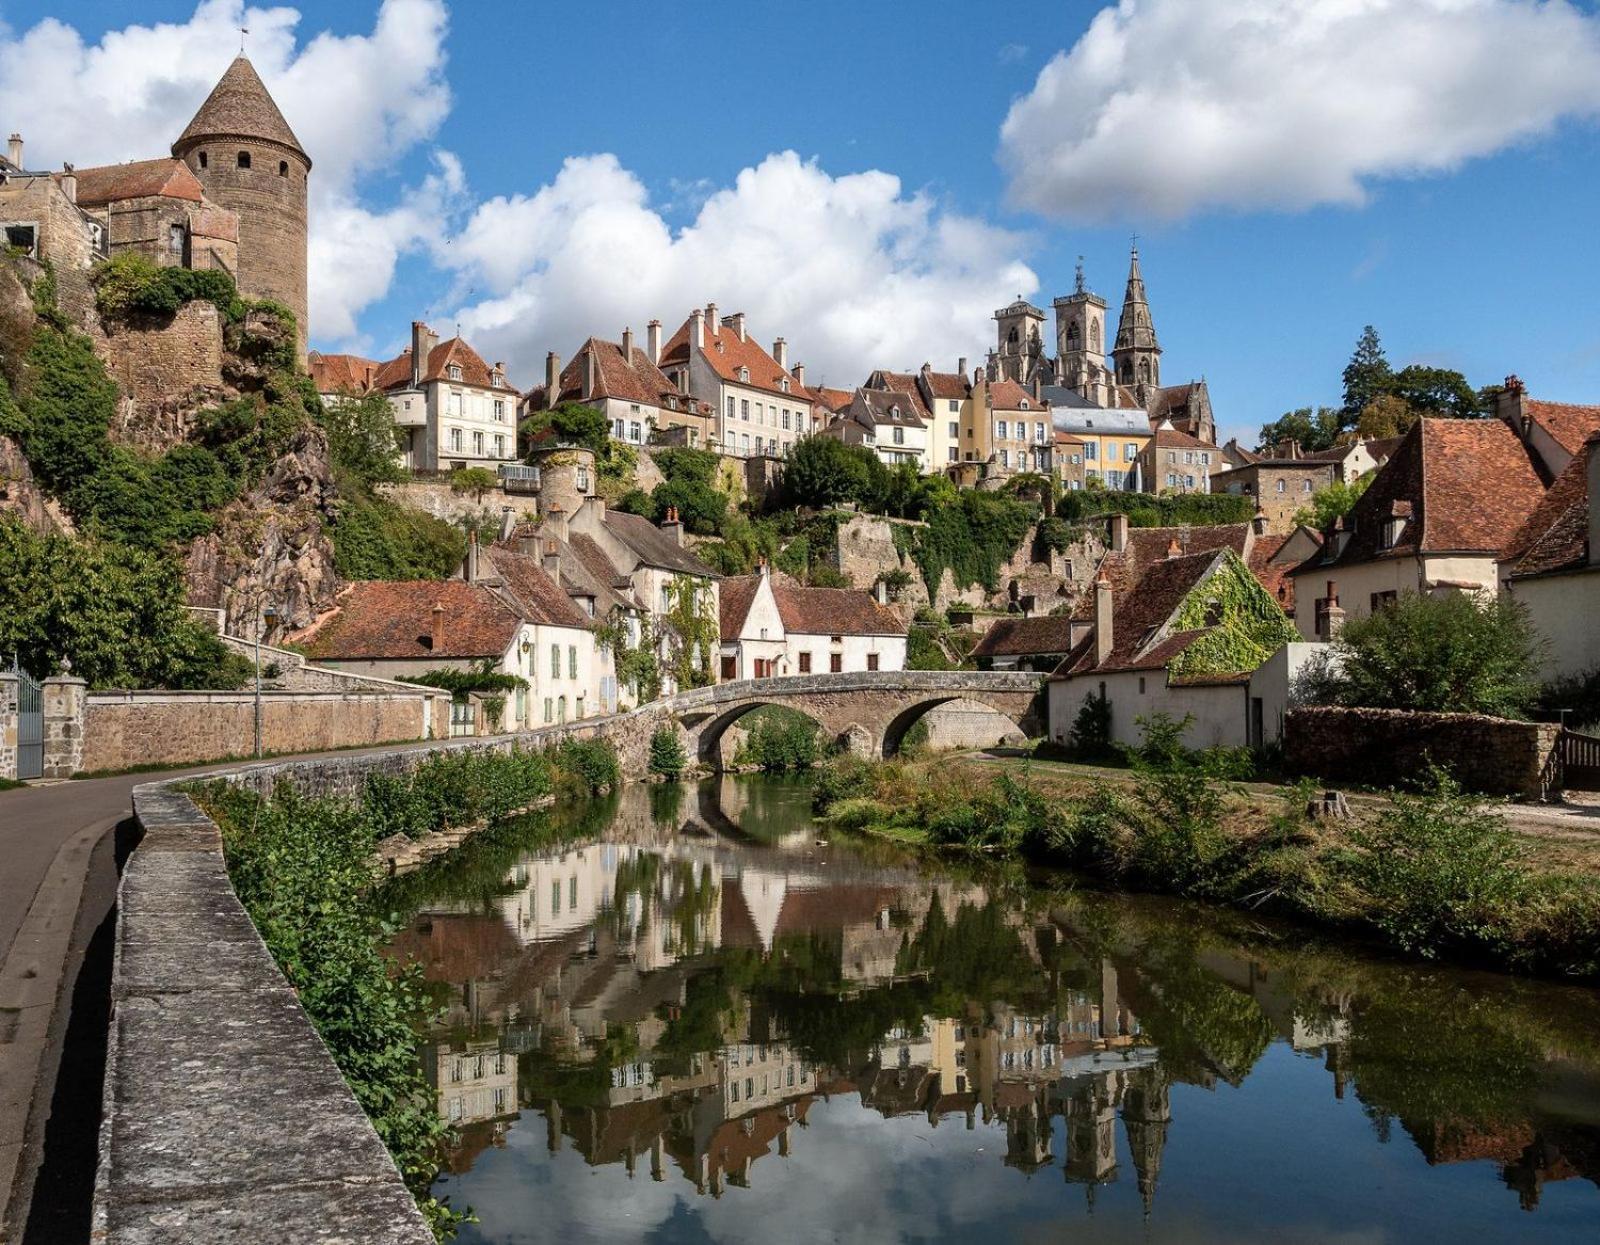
[1166,551,1300,680]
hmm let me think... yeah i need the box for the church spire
[1112,240,1161,403]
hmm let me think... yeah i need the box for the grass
[0,776,25,791]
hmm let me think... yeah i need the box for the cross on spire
[239,26,249,53]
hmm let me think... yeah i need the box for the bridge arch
[879,696,1031,759]
[686,700,837,769]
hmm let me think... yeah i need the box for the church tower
[1053,259,1109,405]
[1111,244,1161,406]
[173,56,311,359]
[991,297,1047,384]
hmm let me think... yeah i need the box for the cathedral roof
[1113,247,1160,355]
[173,55,309,167]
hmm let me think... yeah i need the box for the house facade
[718,566,908,680]
[369,321,519,472]
[1135,421,1221,494]
[828,388,930,470]
[1211,456,1336,533]
[528,328,715,450]
[970,615,1080,672]
[987,380,1053,475]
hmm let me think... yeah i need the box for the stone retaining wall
[1284,706,1561,799]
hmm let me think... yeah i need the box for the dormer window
[491,371,503,388]
[448,364,462,381]
[738,366,749,382]
[781,378,790,392]
[1020,399,1029,409]
[1382,517,1405,549]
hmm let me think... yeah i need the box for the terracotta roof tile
[288,580,520,662]
[923,371,971,400]
[769,573,905,636]
[1145,424,1219,452]
[308,352,381,394]
[719,575,762,641]
[850,388,927,428]
[1506,447,1591,578]
[69,158,205,206]
[545,337,688,410]
[603,510,720,578]
[987,380,1047,412]
[865,371,932,420]
[971,615,1077,659]
[813,386,855,414]
[658,312,814,403]
[371,330,514,395]
[173,55,308,164]
[1525,399,1600,458]
[484,545,595,629]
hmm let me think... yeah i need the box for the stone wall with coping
[1284,706,1562,799]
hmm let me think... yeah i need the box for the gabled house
[826,388,930,470]
[1494,376,1600,480]
[369,321,519,471]
[1499,431,1600,681]
[1046,546,1306,752]
[987,380,1053,475]
[718,565,907,680]
[1289,418,1547,641]
[526,328,715,450]
[970,615,1081,672]
[656,304,817,458]
[1135,420,1222,494]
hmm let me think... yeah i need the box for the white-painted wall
[1291,554,1497,639]
[390,378,518,471]
[1505,569,1600,681]
[1246,642,1330,747]
[1048,671,1248,750]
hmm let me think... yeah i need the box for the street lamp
[255,604,279,759]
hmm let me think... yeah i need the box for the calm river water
[381,776,1600,1244]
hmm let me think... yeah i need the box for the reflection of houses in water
[424,1038,519,1171]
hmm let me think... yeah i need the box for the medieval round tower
[172,56,310,357]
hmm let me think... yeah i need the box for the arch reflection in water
[383,777,1600,1243]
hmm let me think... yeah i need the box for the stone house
[1499,431,1600,682]
[718,564,907,680]
[1135,420,1222,494]
[0,137,104,325]
[656,304,819,458]
[986,380,1053,475]
[825,388,930,470]
[368,321,519,472]
[1289,418,1547,641]
[70,159,239,278]
[1054,430,1090,492]
[1045,545,1305,753]
[525,328,716,450]
[1211,454,1336,534]
[970,615,1081,672]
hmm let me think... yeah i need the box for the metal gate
[12,662,42,780]
[1555,727,1600,792]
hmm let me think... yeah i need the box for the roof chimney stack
[1252,507,1269,537]
[1496,373,1529,436]
[59,162,77,204]
[430,603,446,652]
[793,362,805,387]
[647,319,662,364]
[411,321,436,390]
[544,539,562,580]
[466,529,480,583]
[958,356,968,378]
[546,504,569,542]
[732,311,746,342]
[622,326,634,361]
[1319,580,1346,641]
[691,307,706,350]
[773,337,787,369]
[1588,433,1600,568]
[705,302,718,334]
[1108,512,1129,553]
[7,134,21,168]
[582,346,597,399]
[499,505,517,543]
[545,351,561,405]
[662,506,684,547]
[1094,576,1113,667]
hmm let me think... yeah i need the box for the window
[892,426,905,445]
[1084,442,1097,461]
[569,874,578,908]
[1276,479,1287,493]
[551,644,561,678]
[999,449,1009,468]
[741,399,750,421]
[544,697,553,723]
[613,417,625,439]
[2,223,38,257]
[449,428,462,452]
[726,396,735,422]
[741,433,750,454]
[1185,474,1195,488]
[447,364,462,381]
[472,431,484,456]
[629,421,642,443]
[755,402,764,424]
[739,366,749,382]
[781,378,790,392]
[830,653,843,673]
[1382,517,1405,549]
[1303,479,1314,493]
[867,653,879,671]
[568,645,577,679]
[798,652,812,673]
[948,421,959,438]
[1201,452,1211,465]
[236,150,251,169]
[782,409,791,430]
[947,447,957,462]
[1371,589,1398,612]
[493,399,505,421]
[1139,676,1146,694]
[1184,450,1194,465]
[1126,442,1137,460]
[448,390,463,416]
[997,420,1008,440]
[198,150,208,169]
[551,880,561,915]
[278,160,288,177]
[1036,423,1047,443]
[494,434,505,458]
[577,465,589,490]
[168,223,184,254]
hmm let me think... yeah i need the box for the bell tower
[991,297,1047,384]
[1053,258,1109,405]
[1111,243,1161,407]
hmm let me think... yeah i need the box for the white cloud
[441,151,1037,389]
[1000,0,1600,221]
[0,0,457,345]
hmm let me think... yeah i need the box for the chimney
[582,347,597,399]
[545,351,561,404]
[1588,432,1600,567]
[793,362,805,387]
[662,505,684,546]
[1252,507,1269,537]
[7,134,21,168]
[466,529,480,583]
[691,307,706,350]
[430,603,446,651]
[1094,576,1113,667]
[499,505,517,543]
[544,539,562,580]
[705,302,719,335]
[647,319,662,363]
[546,504,569,542]
[732,311,747,342]
[873,577,887,605]
[622,326,634,361]
[411,321,436,389]
[1320,580,1346,641]
[773,337,787,369]
[59,162,76,203]
[1108,512,1129,553]
[1497,374,1528,436]
[958,356,968,378]
[581,494,607,524]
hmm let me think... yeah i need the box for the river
[381,775,1600,1243]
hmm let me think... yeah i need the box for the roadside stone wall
[81,689,444,772]
[0,672,17,781]
[98,300,226,451]
[1284,706,1562,799]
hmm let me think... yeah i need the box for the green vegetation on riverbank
[811,738,1600,981]
[192,737,620,1239]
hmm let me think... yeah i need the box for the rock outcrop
[0,434,73,537]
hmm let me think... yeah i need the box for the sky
[4,0,1600,446]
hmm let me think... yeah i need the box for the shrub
[553,736,620,795]
[1068,690,1113,760]
[333,493,467,581]
[649,726,688,779]
[811,753,878,812]
[449,466,499,501]
[94,252,245,321]
[735,707,821,771]
[318,390,405,486]
[360,746,553,838]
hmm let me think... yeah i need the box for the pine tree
[1341,325,1393,424]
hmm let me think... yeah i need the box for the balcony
[499,464,542,494]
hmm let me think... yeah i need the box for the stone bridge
[656,671,1048,766]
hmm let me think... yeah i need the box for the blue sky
[4,0,1600,445]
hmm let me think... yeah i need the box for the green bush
[735,707,821,771]
[1067,690,1114,760]
[811,753,878,812]
[332,493,466,581]
[649,726,688,779]
[553,736,620,795]
[318,389,405,486]
[93,253,246,322]
[360,746,553,839]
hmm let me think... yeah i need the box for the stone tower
[172,56,311,358]
[991,297,1047,384]
[1121,1066,1171,1218]
[1111,245,1161,406]
[1053,259,1109,405]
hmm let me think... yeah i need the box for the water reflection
[384,777,1600,1242]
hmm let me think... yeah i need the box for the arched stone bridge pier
[659,671,1047,767]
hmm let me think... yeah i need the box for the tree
[449,466,500,502]
[1315,592,1542,718]
[523,401,610,452]
[648,726,688,779]
[318,390,404,485]
[1258,407,1341,453]
[1292,474,1372,531]
[1389,364,1483,420]
[1355,393,1418,441]
[1341,325,1393,422]
[652,477,727,535]
[781,435,883,509]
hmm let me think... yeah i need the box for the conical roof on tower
[172,55,310,167]
[1113,245,1159,354]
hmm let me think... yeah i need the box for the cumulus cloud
[0,0,457,344]
[1000,0,1600,221]
[440,151,1036,389]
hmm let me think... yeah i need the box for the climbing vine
[598,612,662,706]
[1166,552,1299,680]
[663,576,718,691]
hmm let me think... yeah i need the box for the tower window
[278,160,288,177]
[236,151,251,169]
[198,151,208,169]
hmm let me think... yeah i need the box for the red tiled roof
[865,371,932,420]
[813,386,855,414]
[308,351,380,394]
[371,331,514,395]
[850,388,927,429]
[971,615,1077,659]
[287,580,520,662]
[1293,418,1547,574]
[719,575,763,641]
[547,337,685,409]
[1145,424,1219,453]
[987,380,1046,412]
[658,312,814,403]
[1246,534,1298,614]
[1506,446,1591,579]
[1058,550,1225,676]
[69,158,205,206]
[770,573,904,636]
[603,510,720,577]
[1525,399,1600,458]
[484,545,594,629]
[923,370,971,400]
